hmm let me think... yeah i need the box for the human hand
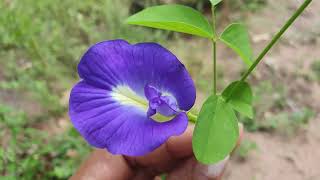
[70,124,243,180]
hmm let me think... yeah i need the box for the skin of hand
[70,124,243,180]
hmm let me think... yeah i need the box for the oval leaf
[210,0,222,6]
[220,23,253,67]
[222,81,253,118]
[193,95,239,164]
[126,4,213,38]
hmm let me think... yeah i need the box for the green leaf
[222,81,253,118]
[126,4,213,38]
[210,0,222,6]
[220,23,253,67]
[193,95,239,164]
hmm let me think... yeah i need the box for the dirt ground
[225,116,320,180]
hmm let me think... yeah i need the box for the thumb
[166,123,244,180]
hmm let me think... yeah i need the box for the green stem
[187,111,198,123]
[226,0,312,102]
[211,5,217,95]
[211,5,216,37]
[212,40,217,95]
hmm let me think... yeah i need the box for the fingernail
[205,155,229,178]
[201,156,229,178]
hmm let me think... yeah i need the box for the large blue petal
[77,40,196,111]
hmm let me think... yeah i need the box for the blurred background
[0,0,319,179]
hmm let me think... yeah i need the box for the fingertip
[71,149,134,180]
[166,124,194,159]
[125,124,195,174]
[195,156,230,180]
[237,122,244,147]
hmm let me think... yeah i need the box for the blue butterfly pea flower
[69,39,196,156]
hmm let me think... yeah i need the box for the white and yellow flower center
[110,85,177,123]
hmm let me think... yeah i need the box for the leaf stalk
[211,5,217,95]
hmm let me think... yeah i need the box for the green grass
[0,0,168,179]
[0,0,167,115]
[0,104,91,179]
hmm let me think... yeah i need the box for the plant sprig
[126,0,312,164]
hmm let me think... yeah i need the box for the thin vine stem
[211,5,217,95]
[212,40,217,95]
[226,0,312,102]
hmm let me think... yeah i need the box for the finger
[71,123,243,180]
[231,122,244,154]
[125,124,194,176]
[166,123,194,158]
[198,156,229,179]
[70,149,134,180]
[165,155,229,180]
[70,125,194,180]
[167,123,244,180]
